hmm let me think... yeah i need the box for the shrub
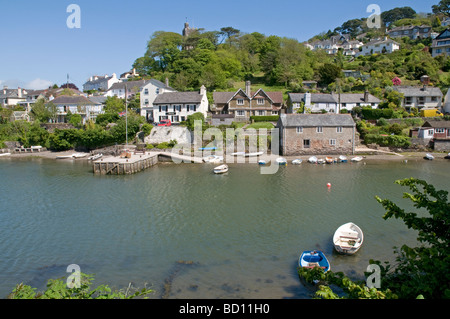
[156,142,170,149]
[364,133,411,148]
[361,107,394,120]
[249,115,279,122]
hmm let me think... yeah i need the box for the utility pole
[125,83,128,147]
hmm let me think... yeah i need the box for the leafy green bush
[156,142,170,149]
[364,133,411,148]
[361,107,394,120]
[249,115,279,122]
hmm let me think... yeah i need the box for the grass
[246,122,275,129]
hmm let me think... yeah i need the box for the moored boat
[317,158,326,164]
[258,160,266,165]
[0,153,11,157]
[292,159,303,165]
[276,157,287,165]
[298,250,330,272]
[245,152,264,157]
[72,153,88,159]
[333,222,364,255]
[424,153,434,160]
[213,164,228,174]
[308,156,318,164]
[89,154,103,161]
[351,156,363,162]
[445,153,450,160]
[339,155,348,163]
[325,157,334,164]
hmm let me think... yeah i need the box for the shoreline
[2,148,449,163]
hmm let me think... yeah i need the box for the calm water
[0,157,448,299]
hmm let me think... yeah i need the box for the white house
[152,85,208,123]
[82,74,120,92]
[287,93,338,113]
[431,29,450,57]
[139,79,177,121]
[356,38,400,56]
[105,80,148,99]
[49,95,104,124]
[393,86,443,111]
[332,91,381,112]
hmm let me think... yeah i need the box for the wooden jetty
[92,151,203,175]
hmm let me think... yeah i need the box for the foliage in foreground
[299,178,450,299]
[8,273,153,299]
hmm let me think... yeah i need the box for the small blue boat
[199,147,217,151]
[298,250,330,272]
[258,160,266,165]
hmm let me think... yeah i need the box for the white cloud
[24,78,54,90]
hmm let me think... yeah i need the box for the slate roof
[84,75,112,85]
[49,95,96,105]
[153,91,203,104]
[278,113,355,127]
[288,93,338,104]
[213,89,284,105]
[333,93,381,103]
[393,86,443,97]
[108,79,174,91]
[423,121,450,128]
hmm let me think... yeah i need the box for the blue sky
[0,0,436,90]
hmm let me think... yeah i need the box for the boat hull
[214,165,228,174]
[299,250,330,272]
[333,222,364,255]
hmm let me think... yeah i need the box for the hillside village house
[211,81,283,122]
[82,73,120,92]
[277,113,356,156]
[287,92,379,114]
[356,38,400,56]
[140,79,177,121]
[431,29,450,57]
[106,80,148,99]
[411,120,450,151]
[0,87,27,107]
[152,85,208,124]
[50,95,104,124]
[393,86,443,111]
[387,25,432,40]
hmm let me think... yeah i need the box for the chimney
[245,81,251,96]
[18,87,22,98]
[200,85,206,96]
[165,77,169,88]
[364,90,369,103]
[304,92,311,109]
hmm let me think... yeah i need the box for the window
[237,99,244,105]
[175,105,181,112]
[303,139,310,148]
[257,110,265,116]
[435,128,445,133]
[317,126,323,133]
[405,97,413,105]
[296,127,303,134]
[257,98,264,105]
[418,97,425,106]
[431,96,438,102]
[330,139,336,146]
[337,127,343,133]
[237,110,245,117]
[271,111,278,115]
[144,89,149,95]
[144,99,149,105]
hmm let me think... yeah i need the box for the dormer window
[237,99,244,105]
[257,98,264,105]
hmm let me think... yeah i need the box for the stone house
[211,81,283,122]
[277,113,356,155]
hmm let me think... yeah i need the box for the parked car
[157,119,172,126]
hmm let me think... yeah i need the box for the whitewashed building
[82,74,120,92]
[50,95,104,124]
[139,79,177,121]
[356,38,400,56]
[152,86,208,123]
[393,86,443,111]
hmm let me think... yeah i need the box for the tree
[318,63,342,86]
[60,83,79,91]
[381,7,416,26]
[104,96,125,114]
[144,31,183,72]
[432,0,450,16]
[219,27,240,44]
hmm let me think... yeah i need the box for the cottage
[415,120,450,151]
[0,87,27,107]
[333,92,381,112]
[152,85,208,124]
[211,81,283,122]
[287,93,338,114]
[50,95,104,124]
[277,113,356,156]
[387,25,432,40]
[393,86,443,111]
[356,38,400,56]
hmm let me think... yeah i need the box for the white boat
[308,156,318,164]
[230,152,246,156]
[333,222,364,255]
[0,153,11,157]
[72,153,88,159]
[339,155,348,163]
[276,157,287,165]
[351,156,363,162]
[445,153,450,160]
[258,160,266,165]
[89,154,103,161]
[292,159,303,165]
[299,250,330,273]
[214,164,228,174]
[317,158,326,164]
[204,155,223,163]
[325,157,334,164]
[245,152,264,157]
[56,155,74,159]
[424,153,434,160]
